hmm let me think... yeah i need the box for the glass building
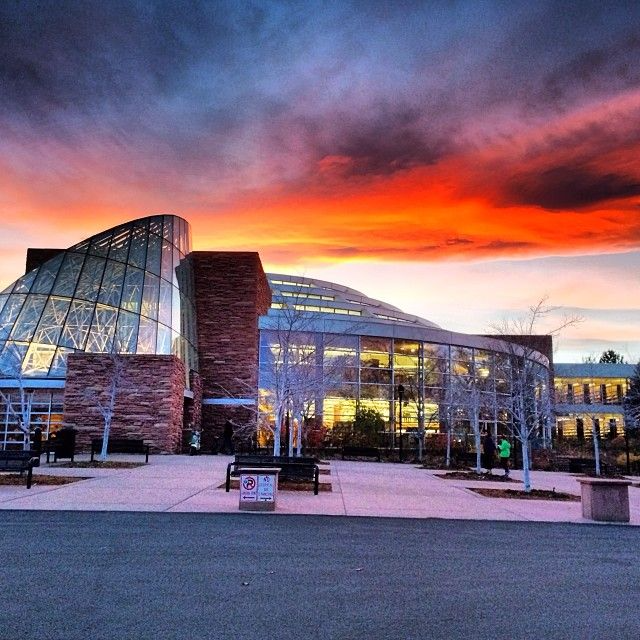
[259,274,551,447]
[0,216,554,452]
[554,363,635,439]
[0,214,198,445]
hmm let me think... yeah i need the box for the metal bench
[341,446,381,461]
[0,451,40,488]
[226,456,320,494]
[91,438,150,463]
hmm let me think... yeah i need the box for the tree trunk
[273,406,282,456]
[21,425,31,451]
[99,416,111,461]
[288,419,294,457]
[521,438,531,493]
[592,420,601,476]
[445,427,452,468]
[295,416,302,457]
[472,407,482,474]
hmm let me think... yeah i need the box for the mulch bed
[434,471,519,483]
[223,479,332,492]
[54,461,146,469]
[469,487,580,501]
[0,474,90,486]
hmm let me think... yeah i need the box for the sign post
[239,467,280,511]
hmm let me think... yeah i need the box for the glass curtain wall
[258,330,551,446]
[0,389,64,447]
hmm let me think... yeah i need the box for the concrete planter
[577,478,632,523]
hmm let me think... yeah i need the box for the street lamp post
[398,384,405,462]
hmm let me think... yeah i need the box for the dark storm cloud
[315,107,452,177]
[1,0,640,188]
[504,166,640,210]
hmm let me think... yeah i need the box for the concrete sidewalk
[1,454,638,525]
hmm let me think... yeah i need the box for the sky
[1,0,639,363]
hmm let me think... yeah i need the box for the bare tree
[491,298,582,492]
[0,343,34,450]
[83,350,126,461]
[261,284,362,457]
[449,373,493,474]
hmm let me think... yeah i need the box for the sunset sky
[1,1,639,362]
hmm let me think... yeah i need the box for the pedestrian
[222,420,234,455]
[189,428,201,456]
[498,435,511,477]
[482,431,496,475]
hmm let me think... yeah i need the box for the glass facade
[258,329,550,444]
[0,215,198,379]
[0,389,64,447]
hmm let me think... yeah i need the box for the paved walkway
[1,454,639,524]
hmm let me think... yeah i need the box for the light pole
[398,384,405,462]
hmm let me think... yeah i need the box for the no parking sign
[238,468,280,511]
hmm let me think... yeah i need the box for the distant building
[553,363,635,440]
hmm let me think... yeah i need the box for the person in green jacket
[498,436,511,477]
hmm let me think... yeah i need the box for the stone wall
[63,353,186,453]
[189,251,271,447]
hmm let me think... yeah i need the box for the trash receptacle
[239,467,280,512]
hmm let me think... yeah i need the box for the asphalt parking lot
[2,511,640,640]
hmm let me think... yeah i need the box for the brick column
[189,252,271,450]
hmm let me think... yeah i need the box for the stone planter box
[577,478,632,523]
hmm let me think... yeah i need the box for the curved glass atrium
[0,214,198,379]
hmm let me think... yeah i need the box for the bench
[91,438,150,463]
[0,451,40,488]
[226,457,320,495]
[44,437,76,463]
[341,446,381,462]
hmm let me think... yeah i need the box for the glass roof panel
[60,300,94,350]
[145,233,162,276]
[161,238,173,283]
[86,305,117,353]
[10,295,47,342]
[128,225,148,268]
[121,266,144,314]
[141,272,159,320]
[23,342,56,376]
[13,269,39,294]
[33,297,71,345]
[158,280,173,327]
[136,316,157,354]
[115,310,139,354]
[157,324,171,355]
[97,260,125,307]
[0,295,27,340]
[108,227,131,263]
[75,256,106,303]
[52,253,85,297]
[31,253,65,295]
[89,232,112,257]
[49,346,75,377]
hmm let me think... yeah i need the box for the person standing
[482,431,496,475]
[222,420,234,455]
[498,435,511,477]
